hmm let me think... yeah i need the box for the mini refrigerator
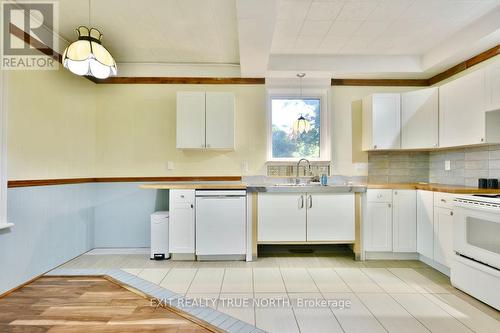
[150,211,170,260]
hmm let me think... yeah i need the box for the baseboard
[86,248,150,255]
[196,254,246,261]
[419,254,451,276]
[171,253,196,261]
[365,252,419,260]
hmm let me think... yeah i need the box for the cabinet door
[372,93,401,149]
[176,92,206,149]
[417,190,434,259]
[485,60,500,112]
[206,92,235,149]
[364,202,392,252]
[258,193,306,242]
[306,193,355,242]
[439,70,486,147]
[392,190,417,252]
[169,190,195,253]
[433,207,454,267]
[401,88,439,149]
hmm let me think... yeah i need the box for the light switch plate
[445,160,451,171]
[241,161,249,173]
[167,161,174,170]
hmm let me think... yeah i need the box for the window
[267,90,329,161]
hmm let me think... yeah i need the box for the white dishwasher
[195,190,246,259]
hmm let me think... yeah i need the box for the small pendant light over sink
[62,0,117,79]
[293,73,311,135]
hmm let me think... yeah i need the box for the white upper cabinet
[439,70,486,147]
[176,91,235,150]
[485,60,500,112]
[362,93,401,150]
[206,92,235,149]
[392,190,416,252]
[176,92,206,149]
[401,88,439,149]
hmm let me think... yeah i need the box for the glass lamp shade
[62,26,117,79]
[293,115,311,135]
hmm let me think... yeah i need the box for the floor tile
[218,293,255,326]
[361,268,416,293]
[391,293,473,332]
[120,268,142,275]
[307,268,351,293]
[137,268,170,284]
[187,268,225,294]
[254,293,299,333]
[293,306,343,333]
[280,268,318,293]
[221,268,253,293]
[357,293,430,333]
[159,268,198,294]
[388,268,449,294]
[253,268,286,293]
[422,293,500,333]
[335,268,383,293]
[324,292,386,333]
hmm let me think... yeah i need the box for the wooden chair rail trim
[8,176,242,188]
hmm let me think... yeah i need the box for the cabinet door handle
[190,204,194,209]
[308,195,313,208]
[450,211,454,216]
[388,203,391,208]
[441,199,446,203]
[299,195,304,209]
[394,191,398,195]
[373,145,378,149]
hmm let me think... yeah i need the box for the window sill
[0,223,14,230]
[266,160,331,164]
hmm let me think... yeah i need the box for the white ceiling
[272,0,499,56]
[51,0,500,78]
[58,0,239,64]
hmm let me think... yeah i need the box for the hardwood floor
[0,276,215,333]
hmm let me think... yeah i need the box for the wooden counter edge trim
[367,183,500,194]
[8,176,242,188]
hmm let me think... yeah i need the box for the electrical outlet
[445,160,451,171]
[167,161,174,170]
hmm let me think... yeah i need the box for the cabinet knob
[180,195,185,198]
[373,145,377,149]
[480,138,485,142]
[394,191,398,195]
[450,211,454,216]
[388,203,392,208]
[434,143,438,147]
[441,199,446,203]
[190,204,194,209]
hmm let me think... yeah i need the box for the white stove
[452,194,500,310]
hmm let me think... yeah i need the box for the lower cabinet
[433,206,455,267]
[364,189,416,253]
[392,190,417,252]
[258,193,306,242]
[169,189,196,254]
[258,192,355,242]
[364,201,393,251]
[416,190,434,259]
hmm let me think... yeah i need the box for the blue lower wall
[1,184,96,295]
[0,182,168,295]
[93,183,168,248]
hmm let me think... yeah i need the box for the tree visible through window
[271,98,321,159]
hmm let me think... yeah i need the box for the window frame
[266,88,330,162]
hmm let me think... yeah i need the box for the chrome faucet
[296,158,311,184]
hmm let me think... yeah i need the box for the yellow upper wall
[7,70,96,180]
[6,55,500,180]
[95,84,267,176]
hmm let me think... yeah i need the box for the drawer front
[171,189,195,203]
[433,192,456,209]
[367,189,393,203]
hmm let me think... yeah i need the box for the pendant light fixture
[62,0,117,79]
[293,73,311,135]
